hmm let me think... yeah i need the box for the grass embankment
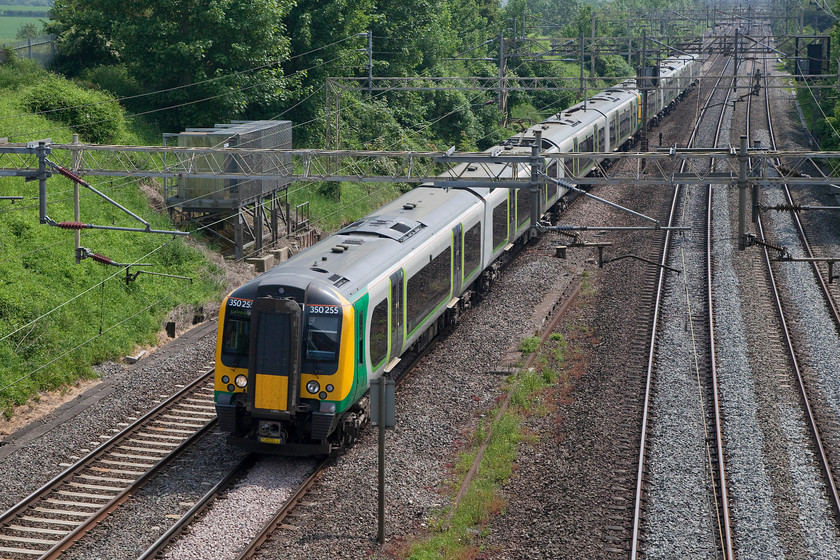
[400,330,579,559]
[288,181,407,233]
[0,55,224,417]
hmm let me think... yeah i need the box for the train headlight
[325,384,334,392]
[306,380,320,394]
[234,375,248,388]
[221,375,230,384]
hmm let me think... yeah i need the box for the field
[0,16,46,42]
[0,4,49,11]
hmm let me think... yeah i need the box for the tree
[15,23,41,40]
[48,0,295,132]
[370,0,459,76]
[272,0,373,144]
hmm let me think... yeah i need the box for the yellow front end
[215,295,358,415]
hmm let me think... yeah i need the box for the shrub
[21,75,128,143]
[80,65,142,99]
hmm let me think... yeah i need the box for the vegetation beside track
[396,330,579,559]
[0,56,224,417]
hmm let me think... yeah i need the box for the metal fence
[1,34,56,67]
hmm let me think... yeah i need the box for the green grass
[0,5,50,13]
[0,16,46,42]
[403,335,569,559]
[0,56,225,417]
[288,180,406,232]
[516,335,540,355]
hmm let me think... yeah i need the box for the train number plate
[259,437,283,445]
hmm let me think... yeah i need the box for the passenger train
[214,54,700,455]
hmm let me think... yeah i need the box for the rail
[630,49,735,559]
[0,369,216,559]
[757,57,840,520]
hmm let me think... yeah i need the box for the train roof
[232,186,483,301]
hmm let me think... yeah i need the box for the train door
[389,269,404,359]
[507,191,515,242]
[611,116,618,149]
[452,224,463,295]
[352,297,368,402]
[247,297,302,415]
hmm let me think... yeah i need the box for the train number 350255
[308,305,340,315]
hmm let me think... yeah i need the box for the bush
[0,46,14,64]
[21,75,128,143]
[0,51,44,90]
[80,65,142,99]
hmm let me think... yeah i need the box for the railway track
[0,368,216,559]
[702,47,739,559]
[751,51,840,520]
[630,47,735,559]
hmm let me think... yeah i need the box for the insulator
[91,253,113,265]
[57,221,88,230]
[770,204,800,212]
[54,165,89,187]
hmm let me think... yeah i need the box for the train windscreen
[305,315,341,363]
[221,307,250,367]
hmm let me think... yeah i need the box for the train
[214,54,701,456]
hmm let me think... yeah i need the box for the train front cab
[215,282,360,456]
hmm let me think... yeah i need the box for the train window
[517,189,530,228]
[580,135,594,173]
[369,299,388,368]
[492,198,508,250]
[619,110,631,139]
[221,308,250,367]
[358,314,364,365]
[463,223,481,279]
[254,313,291,376]
[599,126,606,152]
[304,314,341,368]
[406,246,452,334]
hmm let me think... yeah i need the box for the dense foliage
[770,0,840,152]
[42,0,574,146]
[48,0,296,132]
[813,1,840,152]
